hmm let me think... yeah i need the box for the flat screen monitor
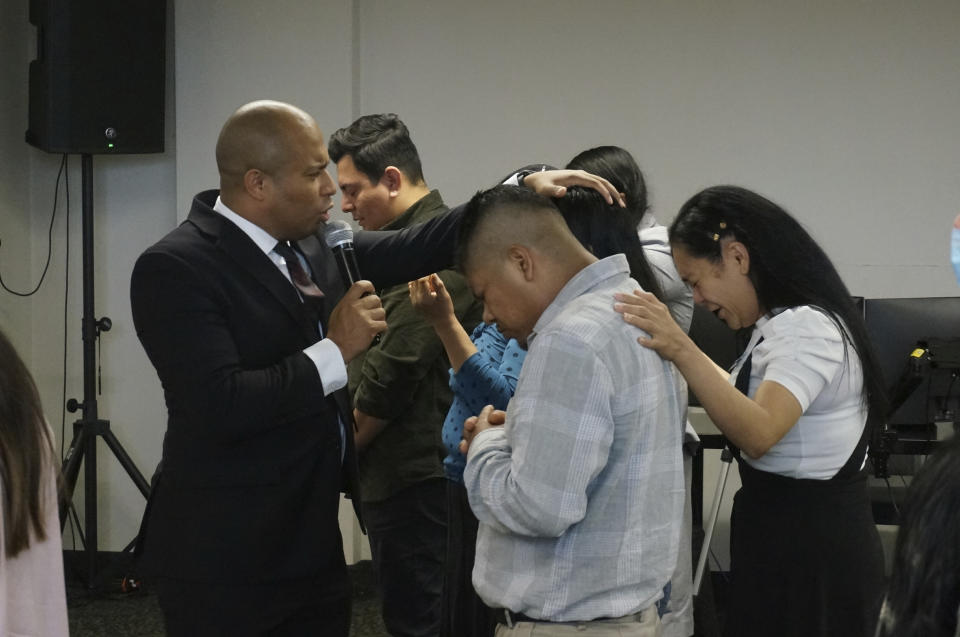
[863,297,960,428]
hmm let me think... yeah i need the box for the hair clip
[712,233,720,241]
[719,222,727,229]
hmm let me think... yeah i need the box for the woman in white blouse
[0,328,69,636]
[614,185,886,637]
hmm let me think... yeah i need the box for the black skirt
[723,463,885,637]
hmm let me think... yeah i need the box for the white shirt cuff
[304,338,347,396]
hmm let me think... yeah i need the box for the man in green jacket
[329,113,482,637]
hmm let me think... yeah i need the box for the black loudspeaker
[26,0,166,155]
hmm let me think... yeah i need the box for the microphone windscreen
[322,220,354,248]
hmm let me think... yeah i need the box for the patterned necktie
[274,241,325,328]
[275,241,324,298]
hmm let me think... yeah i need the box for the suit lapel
[187,197,319,342]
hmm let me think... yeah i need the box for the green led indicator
[108,143,115,148]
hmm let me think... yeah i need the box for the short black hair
[328,113,425,184]
[456,185,559,271]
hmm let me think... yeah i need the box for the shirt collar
[636,211,658,231]
[736,307,784,369]
[382,189,445,230]
[212,196,280,257]
[528,254,630,345]
[756,306,789,332]
[638,224,673,258]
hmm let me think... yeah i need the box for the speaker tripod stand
[59,154,151,590]
[693,445,735,595]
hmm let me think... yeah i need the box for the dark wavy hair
[553,187,664,301]
[328,113,425,185]
[566,145,649,227]
[0,327,56,558]
[876,435,960,637]
[669,185,887,427]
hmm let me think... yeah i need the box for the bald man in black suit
[131,101,385,636]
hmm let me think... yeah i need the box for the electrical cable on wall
[0,153,65,296]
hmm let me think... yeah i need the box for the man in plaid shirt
[458,186,684,636]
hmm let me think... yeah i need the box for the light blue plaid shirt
[464,255,685,621]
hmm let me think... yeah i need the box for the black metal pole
[81,153,99,586]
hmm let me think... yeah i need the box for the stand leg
[102,428,151,498]
[60,424,88,530]
[693,447,734,596]
[84,427,98,589]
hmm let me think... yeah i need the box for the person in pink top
[0,327,69,636]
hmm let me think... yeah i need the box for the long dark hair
[877,435,960,637]
[0,327,56,558]
[669,185,887,426]
[553,187,664,301]
[565,145,649,226]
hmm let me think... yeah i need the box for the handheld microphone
[322,220,362,287]
[323,219,381,345]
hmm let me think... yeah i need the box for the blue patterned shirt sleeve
[441,323,526,483]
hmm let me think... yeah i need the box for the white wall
[2,0,957,557]
[354,0,960,298]
[174,1,355,216]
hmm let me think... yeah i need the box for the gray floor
[67,561,387,636]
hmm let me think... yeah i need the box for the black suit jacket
[131,190,361,584]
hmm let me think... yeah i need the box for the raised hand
[408,274,455,327]
[524,169,625,207]
[613,289,692,362]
